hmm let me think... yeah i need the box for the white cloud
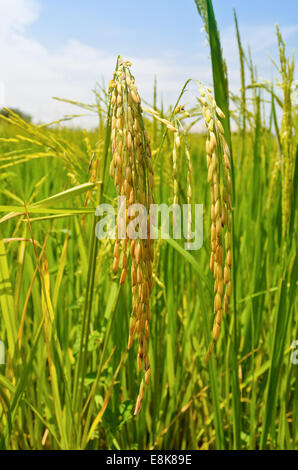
[0,0,210,128]
[0,0,40,36]
[0,0,296,129]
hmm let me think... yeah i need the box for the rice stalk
[196,84,232,363]
[109,58,154,414]
[276,26,296,243]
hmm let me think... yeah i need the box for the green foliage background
[0,0,297,450]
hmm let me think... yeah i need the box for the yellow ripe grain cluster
[109,58,154,414]
[199,85,233,363]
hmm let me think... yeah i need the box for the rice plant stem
[72,103,112,442]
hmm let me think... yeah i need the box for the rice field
[0,0,297,450]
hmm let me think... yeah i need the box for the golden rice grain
[109,57,154,414]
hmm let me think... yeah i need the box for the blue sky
[0,0,297,126]
[30,0,298,54]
